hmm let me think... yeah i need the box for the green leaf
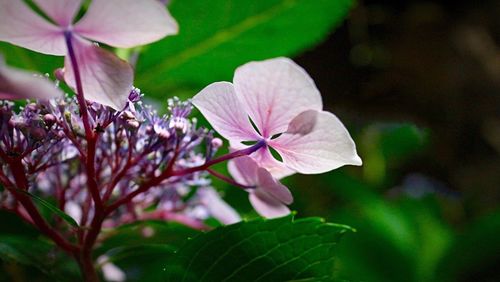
[165,215,354,281]
[0,235,81,281]
[136,0,353,98]
[17,189,79,228]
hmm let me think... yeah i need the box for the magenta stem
[207,169,255,190]
[171,140,266,176]
[64,31,93,140]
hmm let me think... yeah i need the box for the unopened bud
[54,68,65,81]
[26,103,37,112]
[43,114,56,127]
[145,125,154,135]
[211,138,223,149]
[121,111,135,120]
[30,127,46,140]
[158,129,170,139]
[170,117,188,134]
[125,119,140,129]
[128,88,141,103]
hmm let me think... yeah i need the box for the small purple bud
[145,125,154,135]
[170,117,188,134]
[26,103,37,112]
[128,88,141,103]
[121,111,135,120]
[30,127,46,140]
[125,119,140,129]
[54,68,65,82]
[43,114,56,127]
[7,119,16,129]
[158,129,170,139]
[211,138,223,149]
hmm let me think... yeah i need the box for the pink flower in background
[192,57,362,179]
[0,57,62,100]
[198,187,241,225]
[0,0,178,109]
[228,156,293,218]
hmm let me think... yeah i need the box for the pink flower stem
[207,169,255,190]
[105,140,266,214]
[171,139,266,176]
[64,31,93,141]
[65,31,103,282]
[4,158,78,253]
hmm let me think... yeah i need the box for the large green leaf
[136,0,353,98]
[165,215,354,281]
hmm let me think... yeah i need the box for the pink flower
[0,57,62,100]
[0,0,178,109]
[192,57,362,179]
[228,156,293,218]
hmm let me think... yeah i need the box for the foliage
[165,215,353,281]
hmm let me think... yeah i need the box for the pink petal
[229,156,293,218]
[227,156,259,186]
[249,192,290,219]
[229,156,293,205]
[257,168,293,204]
[251,147,295,180]
[233,57,322,138]
[74,0,178,48]
[0,0,65,55]
[192,82,259,142]
[32,0,82,27]
[64,37,133,110]
[198,187,241,225]
[0,62,62,100]
[270,110,362,174]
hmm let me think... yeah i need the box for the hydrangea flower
[0,0,178,109]
[192,57,362,179]
[0,57,62,100]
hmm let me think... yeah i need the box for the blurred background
[290,0,500,281]
[1,0,499,281]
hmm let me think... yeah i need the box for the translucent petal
[64,37,133,110]
[74,0,178,48]
[270,110,362,174]
[192,82,259,142]
[32,0,82,26]
[0,0,65,55]
[233,57,322,138]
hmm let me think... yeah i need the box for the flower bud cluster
[0,93,234,229]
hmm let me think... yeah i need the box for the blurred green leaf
[360,123,428,186]
[310,170,453,282]
[0,42,62,74]
[17,189,79,228]
[436,210,500,282]
[103,244,177,282]
[136,0,353,98]
[165,215,353,281]
[0,235,80,281]
[96,220,201,257]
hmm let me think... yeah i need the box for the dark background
[288,0,500,280]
